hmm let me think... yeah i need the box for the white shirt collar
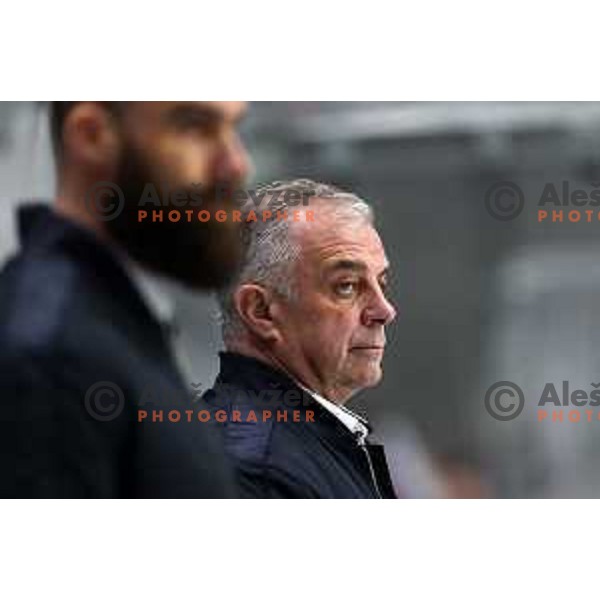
[121,259,179,327]
[111,252,198,381]
[297,383,370,441]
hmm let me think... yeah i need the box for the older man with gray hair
[204,179,398,498]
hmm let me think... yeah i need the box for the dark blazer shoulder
[204,384,278,466]
[0,250,84,359]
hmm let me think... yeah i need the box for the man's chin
[146,242,241,291]
[364,370,383,388]
[108,214,242,291]
[350,365,383,391]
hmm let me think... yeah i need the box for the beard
[105,143,244,290]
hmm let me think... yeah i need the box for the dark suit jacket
[0,204,236,498]
[204,352,397,499]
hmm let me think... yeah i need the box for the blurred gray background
[2,101,600,498]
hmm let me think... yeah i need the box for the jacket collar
[18,203,177,326]
[295,383,370,440]
[120,257,179,329]
[17,203,130,281]
[16,204,174,357]
[217,351,297,390]
[217,352,372,439]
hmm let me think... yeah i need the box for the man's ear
[62,102,121,171]
[234,284,282,343]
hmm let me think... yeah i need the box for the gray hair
[218,178,374,342]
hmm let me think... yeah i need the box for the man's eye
[335,281,358,297]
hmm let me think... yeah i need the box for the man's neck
[54,192,109,243]
[53,168,119,242]
[225,340,353,406]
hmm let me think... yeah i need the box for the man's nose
[361,289,398,327]
[215,134,252,184]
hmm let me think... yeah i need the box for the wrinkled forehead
[293,211,389,275]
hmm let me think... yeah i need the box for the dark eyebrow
[325,260,391,279]
[168,103,222,128]
[325,259,368,275]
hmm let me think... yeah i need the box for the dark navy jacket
[0,204,236,498]
[204,352,396,499]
